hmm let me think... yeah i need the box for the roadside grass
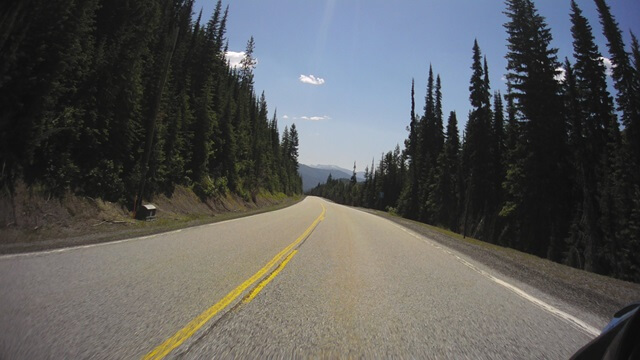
[384,211,522,256]
[130,194,303,233]
[105,194,305,239]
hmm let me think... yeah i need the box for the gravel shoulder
[361,208,640,321]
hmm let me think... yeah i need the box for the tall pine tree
[462,40,493,239]
[502,0,569,259]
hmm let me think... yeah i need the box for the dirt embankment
[0,182,301,254]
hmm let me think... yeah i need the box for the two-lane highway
[0,197,598,358]
[0,198,324,359]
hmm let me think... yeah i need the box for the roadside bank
[0,183,303,254]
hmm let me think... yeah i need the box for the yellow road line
[142,203,326,360]
[243,250,298,304]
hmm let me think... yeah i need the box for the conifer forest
[309,0,640,282]
[0,0,302,210]
[1,0,639,282]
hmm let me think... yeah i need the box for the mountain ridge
[298,164,364,192]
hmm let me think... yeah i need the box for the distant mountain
[308,164,366,181]
[309,164,351,172]
[307,165,364,181]
[299,164,362,192]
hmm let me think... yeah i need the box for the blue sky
[195,0,640,171]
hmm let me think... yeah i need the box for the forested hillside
[309,0,640,282]
[0,0,301,210]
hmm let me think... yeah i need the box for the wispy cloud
[299,74,325,85]
[286,115,331,121]
[300,115,331,121]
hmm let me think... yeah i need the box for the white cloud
[225,51,245,68]
[555,57,612,83]
[599,56,613,76]
[299,74,325,85]
[554,67,566,82]
[288,115,331,121]
[300,115,331,121]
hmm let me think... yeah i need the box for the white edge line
[299,201,600,337]
[0,213,255,260]
[390,223,600,337]
[2,197,314,259]
[309,202,600,337]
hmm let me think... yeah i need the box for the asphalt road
[0,196,600,359]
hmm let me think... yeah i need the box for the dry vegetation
[0,181,300,254]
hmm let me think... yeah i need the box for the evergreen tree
[350,162,358,186]
[594,0,640,173]
[491,92,505,189]
[162,0,196,195]
[595,0,640,281]
[563,58,590,269]
[417,65,444,222]
[399,79,420,218]
[488,90,506,239]
[310,0,639,283]
[286,123,302,194]
[631,33,640,94]
[433,75,445,159]
[429,111,460,229]
[423,73,445,222]
[240,36,257,87]
[0,0,302,208]
[280,126,291,193]
[364,159,377,208]
[502,0,569,259]
[267,110,282,191]
[417,66,436,221]
[461,40,493,239]
[564,0,618,273]
[499,88,523,247]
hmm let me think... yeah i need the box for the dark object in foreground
[571,302,640,359]
[136,204,157,221]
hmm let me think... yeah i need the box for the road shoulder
[361,208,640,321]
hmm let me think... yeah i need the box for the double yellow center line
[143,203,326,360]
